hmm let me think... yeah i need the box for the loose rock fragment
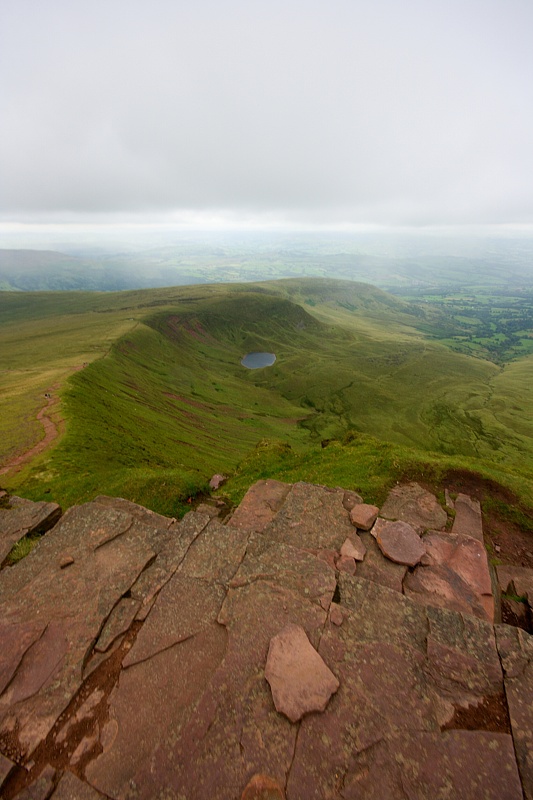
[340,534,366,561]
[376,521,425,566]
[209,474,227,490]
[349,503,379,530]
[241,773,285,799]
[336,554,357,575]
[265,623,339,723]
[330,604,344,626]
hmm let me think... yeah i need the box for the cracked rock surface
[0,482,530,799]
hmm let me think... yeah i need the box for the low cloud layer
[1,0,532,226]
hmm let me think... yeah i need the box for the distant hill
[3,232,533,293]
[0,249,197,291]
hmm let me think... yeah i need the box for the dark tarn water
[241,352,276,369]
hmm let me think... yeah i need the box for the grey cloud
[1,0,532,226]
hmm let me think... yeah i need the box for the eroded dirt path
[0,366,84,477]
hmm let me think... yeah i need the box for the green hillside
[2,278,533,515]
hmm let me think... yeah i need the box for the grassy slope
[2,279,533,515]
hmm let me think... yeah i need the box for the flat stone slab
[0,496,61,563]
[264,482,355,551]
[124,575,226,668]
[286,575,512,798]
[376,520,426,566]
[331,731,522,799]
[349,503,379,530]
[0,480,524,799]
[52,771,105,799]
[178,518,250,584]
[229,535,336,606]
[452,493,483,541]
[15,765,56,799]
[265,623,339,722]
[87,564,326,798]
[380,482,447,530]
[94,597,140,653]
[0,503,160,757]
[129,509,210,618]
[405,530,494,621]
[495,624,533,799]
[94,494,177,530]
[227,479,292,531]
[356,531,407,593]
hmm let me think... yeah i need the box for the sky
[1,0,532,230]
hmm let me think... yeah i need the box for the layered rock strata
[0,481,530,799]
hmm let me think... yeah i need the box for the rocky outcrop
[0,481,530,799]
[0,496,61,564]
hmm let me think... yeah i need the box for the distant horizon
[2,220,533,243]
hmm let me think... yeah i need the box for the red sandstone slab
[380,482,447,530]
[94,597,140,653]
[265,623,339,722]
[124,575,226,667]
[0,503,158,757]
[287,577,509,799]
[495,624,533,799]
[86,623,229,799]
[129,509,211,614]
[375,520,425,566]
[404,563,493,620]
[227,479,292,531]
[0,619,47,695]
[355,531,407,593]
[0,496,61,563]
[52,770,105,798]
[229,535,336,604]
[338,731,522,800]
[93,494,176,528]
[405,530,494,621]
[179,518,250,583]
[349,503,379,530]
[340,534,366,561]
[452,493,483,541]
[265,482,355,551]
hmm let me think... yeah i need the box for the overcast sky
[1,0,532,228]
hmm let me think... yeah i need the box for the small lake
[241,352,276,369]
